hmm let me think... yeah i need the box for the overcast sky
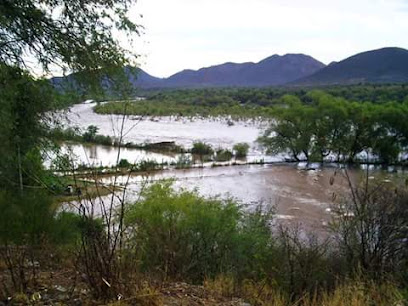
[129,0,408,78]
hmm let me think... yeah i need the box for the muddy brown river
[95,164,358,231]
[58,102,406,231]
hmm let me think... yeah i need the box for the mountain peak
[295,47,408,85]
[161,53,325,88]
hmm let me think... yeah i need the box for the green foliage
[94,84,408,119]
[259,92,408,164]
[215,148,233,161]
[53,212,84,247]
[259,102,314,161]
[331,178,408,282]
[82,125,99,142]
[0,190,82,247]
[50,125,113,146]
[191,142,214,156]
[93,97,272,119]
[125,181,275,282]
[0,190,54,245]
[0,64,54,190]
[233,143,250,158]
[136,159,159,171]
[0,0,139,76]
[117,158,131,168]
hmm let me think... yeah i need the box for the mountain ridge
[128,53,325,88]
[294,47,408,85]
[52,47,408,90]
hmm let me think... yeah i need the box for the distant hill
[294,47,408,85]
[162,54,325,87]
[52,54,325,89]
[126,67,164,88]
[51,47,408,91]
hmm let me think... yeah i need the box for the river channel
[58,102,404,230]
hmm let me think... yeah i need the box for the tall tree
[1,0,139,75]
[0,0,140,190]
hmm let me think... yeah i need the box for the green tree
[0,2,140,299]
[259,102,314,161]
[0,0,139,191]
[309,92,350,162]
[233,142,250,158]
[83,125,99,142]
[1,0,138,76]
[0,64,54,190]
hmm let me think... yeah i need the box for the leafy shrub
[215,149,233,161]
[118,158,131,168]
[0,191,83,293]
[0,190,56,246]
[136,159,160,171]
[191,142,213,155]
[93,134,113,146]
[82,125,99,142]
[233,142,250,158]
[125,181,275,282]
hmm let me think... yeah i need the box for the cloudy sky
[129,0,408,78]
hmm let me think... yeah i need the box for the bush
[330,173,408,282]
[125,181,275,282]
[93,134,113,146]
[233,143,250,158]
[82,125,99,142]
[0,191,83,293]
[191,142,213,155]
[118,158,131,168]
[136,159,159,171]
[215,148,233,161]
[0,190,56,246]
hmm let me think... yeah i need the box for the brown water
[60,143,180,167]
[58,102,405,230]
[95,164,357,231]
[58,102,283,164]
[63,102,263,147]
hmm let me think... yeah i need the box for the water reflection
[61,143,180,167]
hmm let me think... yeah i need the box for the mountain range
[128,53,325,88]
[54,47,408,89]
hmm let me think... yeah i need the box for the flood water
[61,143,179,167]
[58,102,405,230]
[58,102,284,165]
[101,164,350,229]
[62,102,264,150]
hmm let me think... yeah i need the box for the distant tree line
[259,91,408,164]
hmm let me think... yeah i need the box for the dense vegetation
[2,2,408,304]
[123,180,408,304]
[95,83,408,116]
[94,84,408,119]
[50,125,114,146]
[94,86,408,165]
[259,91,408,164]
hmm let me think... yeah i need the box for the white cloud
[130,0,408,77]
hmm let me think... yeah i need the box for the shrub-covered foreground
[122,179,408,304]
[1,179,408,304]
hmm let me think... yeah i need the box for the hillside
[126,67,164,88]
[51,47,408,90]
[162,54,325,87]
[295,47,408,85]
